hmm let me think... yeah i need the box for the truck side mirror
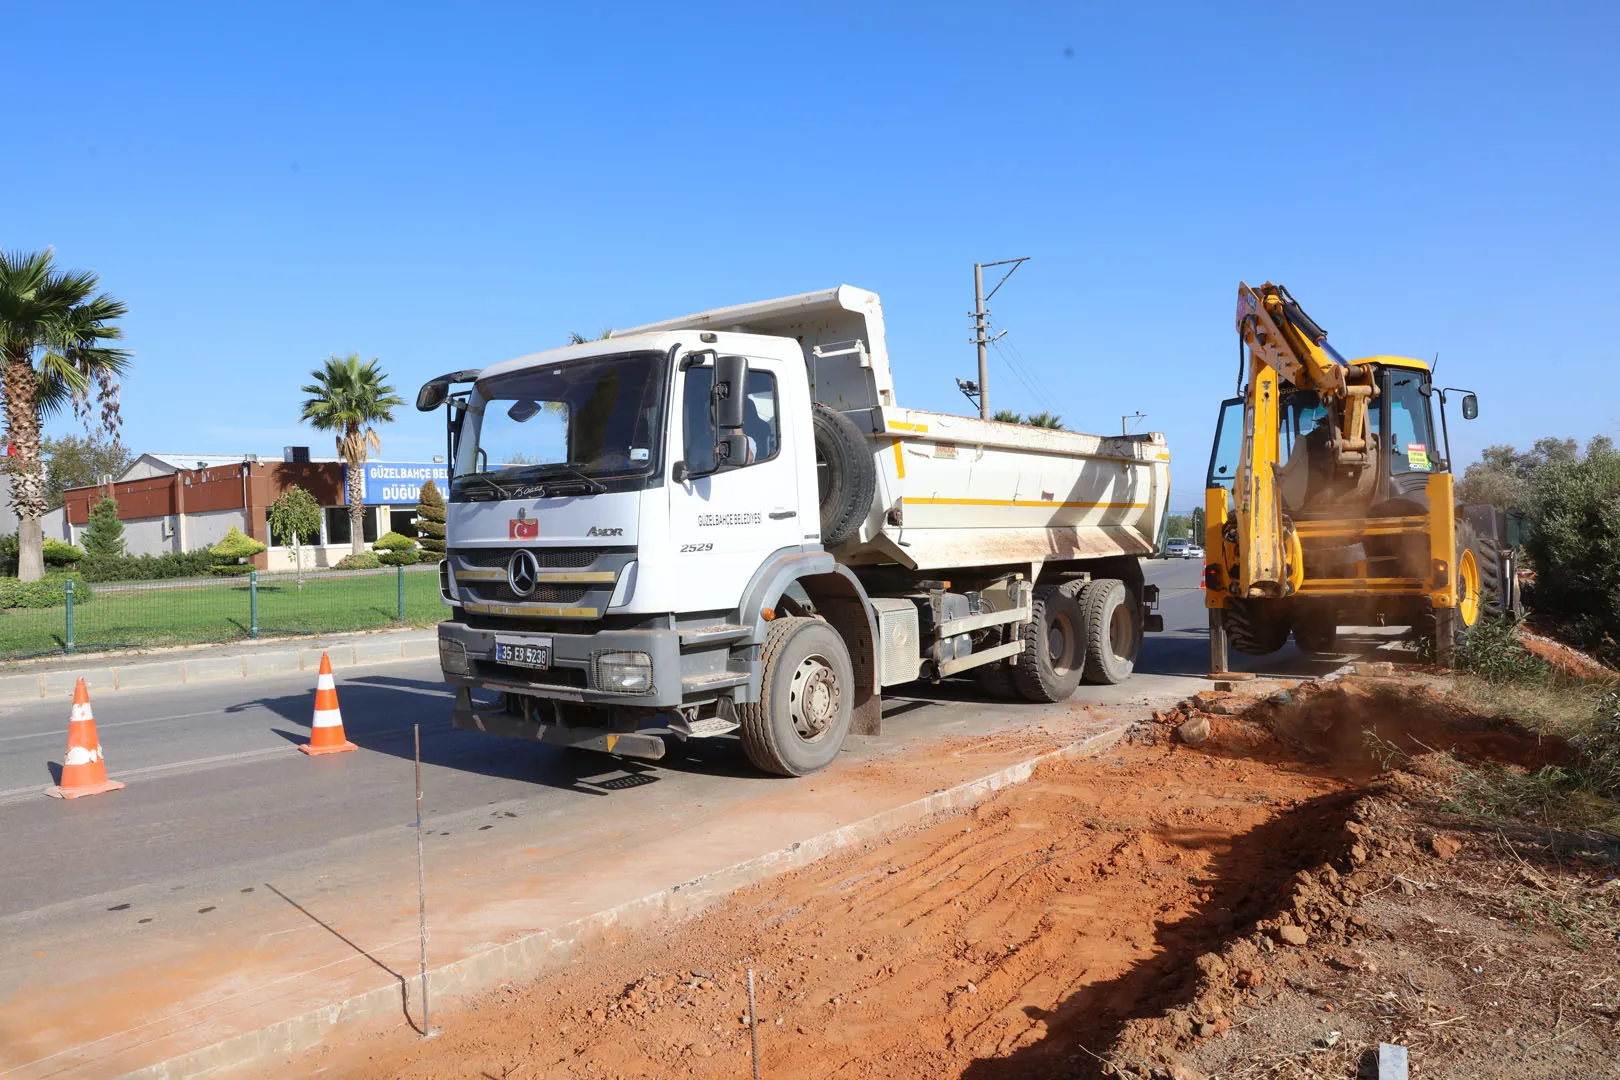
[417,380,449,411]
[713,354,749,431]
[1461,393,1478,420]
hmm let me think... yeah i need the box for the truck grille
[452,547,606,569]
[467,582,589,605]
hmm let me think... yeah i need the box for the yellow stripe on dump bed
[907,497,1147,510]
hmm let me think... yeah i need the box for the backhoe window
[1382,373,1436,473]
[1206,398,1244,490]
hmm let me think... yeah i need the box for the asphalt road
[0,559,1343,927]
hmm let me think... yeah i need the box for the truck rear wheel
[1226,597,1290,656]
[813,404,877,548]
[1012,585,1085,703]
[738,616,855,776]
[1079,578,1139,684]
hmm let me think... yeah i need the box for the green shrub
[0,532,16,576]
[1456,616,1552,684]
[418,548,442,564]
[1524,440,1620,667]
[209,527,266,576]
[81,549,217,582]
[373,530,419,566]
[0,573,92,609]
[416,480,446,559]
[43,538,84,568]
[335,551,383,570]
[82,498,127,559]
[373,530,416,552]
[1573,691,1620,800]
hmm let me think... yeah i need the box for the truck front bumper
[436,620,684,708]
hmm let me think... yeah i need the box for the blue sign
[347,462,449,505]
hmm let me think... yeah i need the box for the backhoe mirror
[1461,393,1478,420]
[713,354,749,431]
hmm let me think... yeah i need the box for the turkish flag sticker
[509,518,539,540]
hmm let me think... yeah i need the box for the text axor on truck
[417,286,1171,775]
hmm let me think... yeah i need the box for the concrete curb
[0,632,438,705]
[117,722,1130,1080]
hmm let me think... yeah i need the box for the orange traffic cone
[300,652,357,755]
[46,678,126,799]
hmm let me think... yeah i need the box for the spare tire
[812,404,877,548]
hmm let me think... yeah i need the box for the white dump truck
[417,286,1171,775]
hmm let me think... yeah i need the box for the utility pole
[1121,411,1147,435]
[971,258,1029,420]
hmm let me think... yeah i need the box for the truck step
[678,623,753,647]
[677,716,741,739]
[680,670,751,691]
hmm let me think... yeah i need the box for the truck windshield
[452,350,668,501]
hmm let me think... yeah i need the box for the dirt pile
[295,674,1619,1080]
[1109,680,1620,1080]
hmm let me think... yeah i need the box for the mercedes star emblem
[507,549,540,598]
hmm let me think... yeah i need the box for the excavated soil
[304,677,1619,1080]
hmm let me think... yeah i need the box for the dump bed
[617,285,1171,572]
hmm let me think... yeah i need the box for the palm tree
[299,354,405,556]
[991,409,1023,424]
[1026,412,1065,429]
[1,249,130,581]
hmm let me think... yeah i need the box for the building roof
[117,452,340,482]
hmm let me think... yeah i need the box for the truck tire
[1226,597,1290,656]
[976,653,1017,698]
[1079,578,1139,684]
[813,404,877,548]
[1011,585,1085,702]
[738,616,855,776]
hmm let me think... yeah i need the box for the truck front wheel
[739,617,855,776]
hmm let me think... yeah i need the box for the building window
[324,506,379,546]
[390,509,418,537]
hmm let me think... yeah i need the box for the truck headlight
[439,637,470,676]
[593,651,652,693]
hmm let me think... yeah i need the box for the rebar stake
[747,966,760,1080]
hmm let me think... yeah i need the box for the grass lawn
[1,568,445,660]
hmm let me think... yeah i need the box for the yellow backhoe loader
[1204,282,1514,672]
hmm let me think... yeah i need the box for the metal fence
[1,565,444,661]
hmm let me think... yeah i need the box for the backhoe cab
[1204,282,1512,670]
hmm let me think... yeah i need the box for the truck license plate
[495,638,552,669]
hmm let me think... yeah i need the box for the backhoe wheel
[1421,519,1494,663]
[1291,607,1339,655]
[1225,597,1291,656]
[738,616,854,776]
[1011,585,1085,703]
[1079,578,1140,685]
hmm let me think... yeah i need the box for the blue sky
[6,2,1617,511]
